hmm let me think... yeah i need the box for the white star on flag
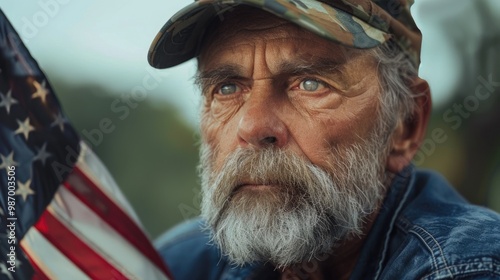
[15,257,22,269]
[0,151,18,170]
[0,89,18,114]
[0,263,13,280]
[2,229,16,242]
[51,112,66,132]
[16,179,35,201]
[14,117,35,140]
[32,80,49,103]
[33,143,52,165]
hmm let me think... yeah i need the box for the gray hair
[371,42,419,142]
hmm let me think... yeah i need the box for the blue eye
[218,83,241,95]
[299,79,325,92]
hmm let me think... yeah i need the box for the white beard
[199,131,389,268]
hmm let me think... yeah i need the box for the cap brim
[148,0,391,69]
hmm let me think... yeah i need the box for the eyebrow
[275,57,346,77]
[195,64,245,94]
[195,56,350,94]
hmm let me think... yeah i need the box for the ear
[386,77,432,173]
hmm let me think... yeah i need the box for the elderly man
[149,0,500,279]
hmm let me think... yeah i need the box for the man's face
[197,10,392,267]
[198,15,383,171]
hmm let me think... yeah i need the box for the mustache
[205,147,341,213]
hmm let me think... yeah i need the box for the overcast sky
[1,0,499,126]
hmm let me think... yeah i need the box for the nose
[237,94,289,149]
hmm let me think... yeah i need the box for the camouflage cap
[148,0,421,69]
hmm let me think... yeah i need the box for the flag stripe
[49,185,169,280]
[21,229,89,280]
[75,144,142,225]
[66,166,171,276]
[20,243,51,280]
[34,210,130,280]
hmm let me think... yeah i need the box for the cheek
[290,92,344,115]
[202,92,245,140]
[289,95,357,147]
[200,103,240,169]
[200,102,219,146]
[289,93,380,164]
[210,98,243,123]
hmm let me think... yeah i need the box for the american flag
[0,9,172,280]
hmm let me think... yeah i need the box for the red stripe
[21,244,50,280]
[34,211,130,280]
[32,273,49,280]
[29,261,50,280]
[64,166,171,277]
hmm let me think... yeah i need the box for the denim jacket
[156,166,500,279]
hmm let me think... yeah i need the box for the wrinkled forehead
[197,6,367,69]
[203,7,300,41]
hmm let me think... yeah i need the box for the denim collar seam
[420,257,500,280]
[406,224,453,278]
[373,165,415,279]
